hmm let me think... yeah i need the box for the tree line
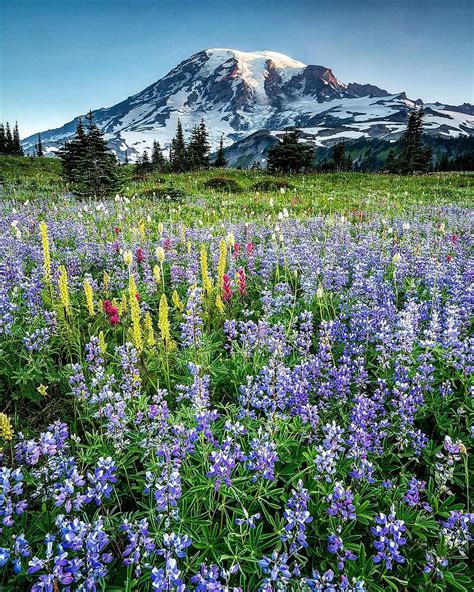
[134,119,227,176]
[0,122,24,156]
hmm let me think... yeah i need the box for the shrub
[203,177,242,192]
[251,179,295,191]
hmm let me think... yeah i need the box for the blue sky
[1,0,473,137]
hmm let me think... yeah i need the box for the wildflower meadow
[0,169,472,591]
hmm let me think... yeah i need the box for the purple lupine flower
[281,480,312,553]
[403,477,432,512]
[84,456,117,506]
[246,433,279,482]
[371,507,407,570]
[180,286,203,348]
[121,518,156,577]
[423,552,449,579]
[440,511,474,556]
[327,533,357,572]
[327,482,356,522]
[0,467,28,529]
[207,438,244,490]
[144,461,182,523]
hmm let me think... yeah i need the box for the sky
[1,0,473,138]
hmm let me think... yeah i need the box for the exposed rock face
[22,48,474,165]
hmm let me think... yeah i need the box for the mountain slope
[22,48,474,164]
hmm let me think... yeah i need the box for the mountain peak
[22,47,474,163]
[202,48,307,69]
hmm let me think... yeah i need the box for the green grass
[1,156,472,220]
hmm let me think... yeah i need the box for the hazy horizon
[1,0,473,138]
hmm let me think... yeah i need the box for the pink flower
[237,268,246,296]
[222,274,233,302]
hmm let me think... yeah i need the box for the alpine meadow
[0,1,473,591]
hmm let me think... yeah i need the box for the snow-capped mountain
[22,48,474,165]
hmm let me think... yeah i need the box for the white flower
[123,250,133,266]
[156,246,165,263]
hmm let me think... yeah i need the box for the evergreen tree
[12,122,23,156]
[5,123,13,155]
[169,120,188,172]
[58,112,120,197]
[398,107,431,174]
[214,135,227,167]
[0,124,6,155]
[187,120,210,169]
[385,148,398,173]
[151,140,166,170]
[134,150,153,177]
[267,129,314,173]
[331,142,346,172]
[35,133,44,157]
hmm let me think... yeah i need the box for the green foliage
[57,112,120,197]
[214,135,228,168]
[0,121,24,156]
[267,129,315,173]
[203,176,243,192]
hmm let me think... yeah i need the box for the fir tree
[187,120,210,169]
[398,107,431,174]
[58,112,120,197]
[214,135,227,167]
[331,142,346,172]
[35,133,44,157]
[267,129,314,173]
[151,140,166,170]
[385,148,398,173]
[12,122,23,156]
[169,120,188,172]
[0,124,6,155]
[5,123,13,155]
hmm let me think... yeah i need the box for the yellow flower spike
[200,246,212,297]
[144,312,156,347]
[158,293,173,350]
[39,221,51,283]
[0,413,14,441]
[98,331,107,354]
[153,264,161,286]
[119,292,127,315]
[217,239,227,291]
[158,222,164,235]
[139,220,146,240]
[103,272,110,294]
[58,265,70,315]
[128,274,143,351]
[180,225,186,244]
[186,241,191,255]
[172,289,184,312]
[215,293,225,314]
[83,278,95,316]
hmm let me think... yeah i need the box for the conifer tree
[267,129,314,173]
[5,123,13,155]
[36,133,44,157]
[58,112,119,197]
[398,107,432,174]
[151,140,166,170]
[12,122,23,155]
[0,124,6,155]
[169,120,188,172]
[385,148,398,173]
[214,135,227,167]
